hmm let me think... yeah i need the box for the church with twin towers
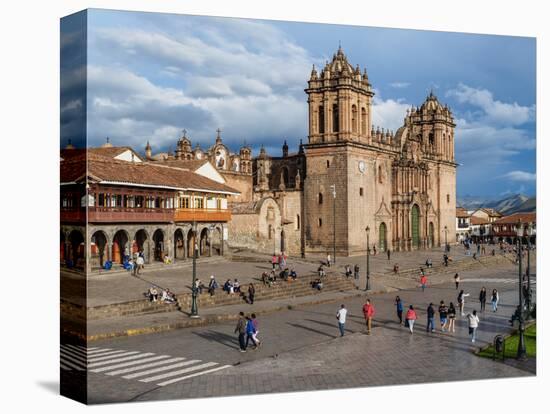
[146,46,458,257]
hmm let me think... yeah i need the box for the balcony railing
[457,223,470,229]
[174,208,231,222]
[60,208,86,224]
[88,207,175,223]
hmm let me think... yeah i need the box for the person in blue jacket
[245,316,258,349]
[395,296,404,325]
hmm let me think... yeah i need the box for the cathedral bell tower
[305,46,375,144]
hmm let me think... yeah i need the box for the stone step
[86,275,356,319]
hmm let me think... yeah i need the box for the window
[378,165,383,184]
[296,214,301,230]
[194,197,204,209]
[318,218,323,227]
[268,224,272,239]
[326,160,330,168]
[359,187,364,196]
[351,105,358,133]
[318,105,324,134]
[332,104,339,133]
[318,193,323,205]
[361,107,367,135]
[447,194,450,203]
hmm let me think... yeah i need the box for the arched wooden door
[411,205,420,248]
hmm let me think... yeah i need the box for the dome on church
[325,46,356,76]
[420,91,444,112]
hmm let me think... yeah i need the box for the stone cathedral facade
[246,47,457,256]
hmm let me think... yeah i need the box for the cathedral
[147,47,457,257]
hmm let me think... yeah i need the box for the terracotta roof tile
[470,216,489,225]
[493,212,536,225]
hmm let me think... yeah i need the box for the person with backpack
[234,312,247,352]
[491,289,499,312]
[245,315,258,349]
[457,290,470,316]
[405,305,417,334]
[447,302,457,333]
[426,303,435,333]
[467,310,480,343]
[362,299,375,335]
[395,296,404,325]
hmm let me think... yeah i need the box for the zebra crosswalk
[60,344,232,386]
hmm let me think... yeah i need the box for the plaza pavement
[62,245,479,307]
[64,262,536,403]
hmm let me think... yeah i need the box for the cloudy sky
[61,9,536,197]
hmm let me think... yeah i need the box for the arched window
[332,104,339,133]
[429,132,434,146]
[296,214,300,230]
[318,105,324,134]
[318,193,323,205]
[378,165,383,184]
[282,167,289,187]
[268,224,272,239]
[351,105,358,133]
[361,107,367,135]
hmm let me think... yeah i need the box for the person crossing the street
[420,273,428,292]
[406,305,417,334]
[479,287,487,312]
[458,290,470,316]
[438,300,448,332]
[336,304,348,337]
[235,312,247,352]
[362,299,375,335]
[395,296,404,325]
[426,303,436,333]
[447,302,457,333]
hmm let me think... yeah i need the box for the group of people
[146,285,176,304]
[123,251,145,275]
[234,312,261,352]
[344,264,361,280]
[271,252,288,270]
[261,268,298,286]
[336,299,376,337]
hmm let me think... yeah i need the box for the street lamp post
[190,221,199,318]
[365,226,371,291]
[526,223,532,315]
[515,220,527,360]
[330,184,336,265]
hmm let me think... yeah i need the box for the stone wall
[221,171,253,202]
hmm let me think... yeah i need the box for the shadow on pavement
[286,322,337,339]
[192,329,240,350]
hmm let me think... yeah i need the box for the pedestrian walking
[327,253,332,267]
[135,253,144,275]
[362,299,375,335]
[479,287,487,312]
[248,283,255,305]
[454,273,460,290]
[345,264,352,278]
[491,289,499,312]
[420,274,428,292]
[447,302,457,333]
[387,249,391,261]
[457,290,470,316]
[438,301,448,332]
[336,304,347,337]
[395,296,404,324]
[426,303,435,333]
[353,264,360,280]
[234,312,247,352]
[251,313,261,347]
[245,316,258,349]
[467,310,480,343]
[372,244,377,256]
[405,305,417,334]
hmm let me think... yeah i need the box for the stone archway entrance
[411,205,420,249]
[174,229,185,261]
[112,230,129,264]
[152,229,164,262]
[200,228,209,256]
[379,222,387,251]
[68,230,84,268]
[187,229,196,259]
[91,230,108,268]
[135,229,150,263]
[211,227,222,255]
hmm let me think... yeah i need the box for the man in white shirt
[136,254,145,275]
[336,304,348,337]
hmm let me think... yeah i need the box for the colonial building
[60,148,240,272]
[492,212,536,244]
[243,47,457,256]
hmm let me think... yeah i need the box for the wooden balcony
[174,208,231,222]
[60,209,86,224]
[88,207,174,223]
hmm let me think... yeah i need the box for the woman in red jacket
[405,305,417,334]
[362,299,375,335]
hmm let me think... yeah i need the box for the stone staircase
[387,253,516,280]
[85,274,357,320]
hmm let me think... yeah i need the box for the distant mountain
[486,194,529,214]
[457,193,535,215]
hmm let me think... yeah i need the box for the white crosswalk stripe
[60,345,232,386]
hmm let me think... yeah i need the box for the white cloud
[372,97,409,132]
[446,83,535,127]
[500,171,536,182]
[389,82,410,89]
